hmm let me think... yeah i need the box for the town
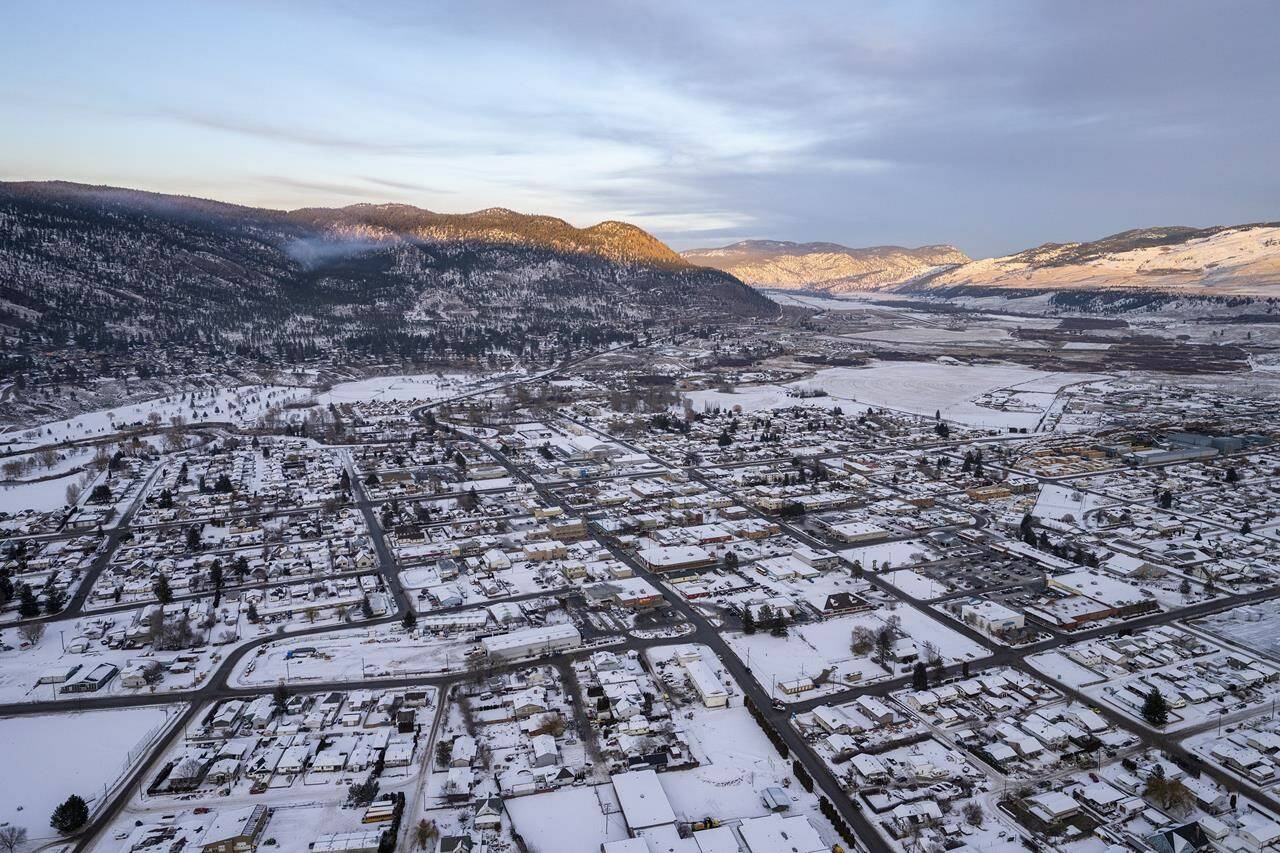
[4,311,1280,853]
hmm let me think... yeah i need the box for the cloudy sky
[3,1,1277,256]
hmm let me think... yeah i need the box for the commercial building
[482,624,582,662]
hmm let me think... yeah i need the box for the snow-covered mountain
[0,181,776,358]
[682,239,970,292]
[915,223,1280,296]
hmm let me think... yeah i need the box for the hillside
[0,181,775,362]
[682,239,970,292]
[914,223,1280,297]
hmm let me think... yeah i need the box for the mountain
[682,239,970,292]
[0,181,775,361]
[912,223,1280,297]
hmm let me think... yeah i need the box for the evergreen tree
[402,609,417,630]
[154,573,173,604]
[44,586,66,614]
[1142,686,1169,727]
[18,584,40,618]
[50,794,89,833]
[770,611,788,637]
[741,607,756,635]
[912,662,929,691]
[272,683,290,713]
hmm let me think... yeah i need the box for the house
[823,592,873,615]
[530,734,559,768]
[474,797,504,831]
[1026,790,1080,823]
[200,805,272,853]
[891,801,943,835]
[1144,822,1211,853]
[850,753,889,784]
[60,662,118,693]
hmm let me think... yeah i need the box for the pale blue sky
[3,0,1277,256]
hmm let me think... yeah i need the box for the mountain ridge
[0,181,775,362]
[915,222,1280,297]
[682,239,971,292]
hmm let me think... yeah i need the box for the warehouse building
[481,623,582,662]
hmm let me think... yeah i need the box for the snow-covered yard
[0,705,178,839]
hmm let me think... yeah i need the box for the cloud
[5,0,1278,256]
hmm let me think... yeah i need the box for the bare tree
[18,623,46,648]
[0,825,28,853]
[414,818,437,849]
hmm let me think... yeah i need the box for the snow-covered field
[683,360,1107,429]
[4,385,311,449]
[314,373,474,405]
[0,472,81,513]
[0,705,177,838]
[1033,483,1107,526]
[763,291,881,311]
[724,607,985,699]
[807,363,1102,428]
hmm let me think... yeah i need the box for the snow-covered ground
[232,625,474,686]
[682,360,1106,429]
[724,606,985,699]
[1032,483,1107,526]
[0,471,81,513]
[0,705,178,839]
[314,373,474,405]
[4,385,311,449]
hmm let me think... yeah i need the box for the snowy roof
[738,813,825,853]
[611,769,676,831]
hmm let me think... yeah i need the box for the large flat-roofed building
[738,814,825,853]
[635,541,715,573]
[960,599,1025,634]
[481,623,582,662]
[584,577,665,609]
[679,652,729,709]
[611,769,676,835]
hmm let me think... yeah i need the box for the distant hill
[683,239,970,292]
[0,181,775,360]
[911,223,1280,297]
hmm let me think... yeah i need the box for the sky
[2,0,1277,258]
